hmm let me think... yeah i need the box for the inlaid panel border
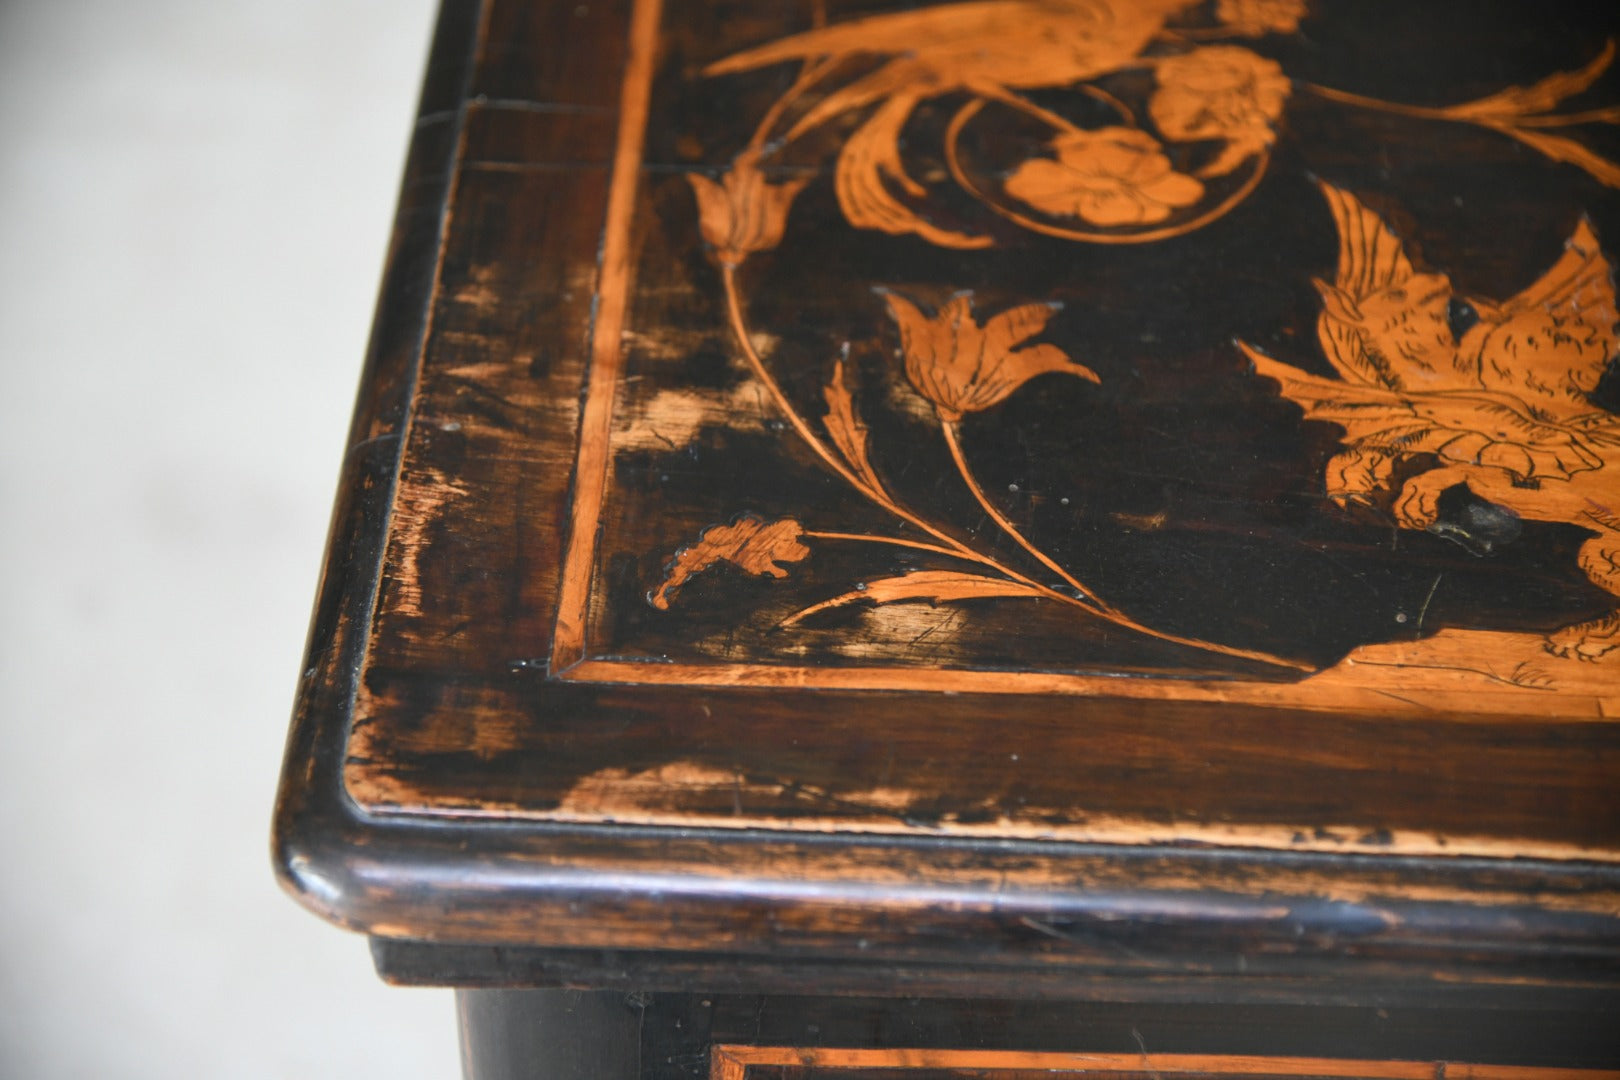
[545,0,1618,720]
[710,1046,1620,1080]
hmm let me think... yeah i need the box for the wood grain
[273,0,1620,986]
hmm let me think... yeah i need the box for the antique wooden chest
[275,0,1620,1073]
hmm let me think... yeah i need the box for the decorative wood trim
[709,1046,1620,1079]
[551,0,666,669]
[559,657,1615,720]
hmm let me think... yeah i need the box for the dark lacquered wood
[275,0,1620,1015]
[457,989,643,1080]
[453,991,1620,1078]
[376,938,1620,1013]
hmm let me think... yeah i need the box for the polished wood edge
[271,0,491,927]
[280,823,1620,972]
[372,939,1620,1007]
[710,1046,1620,1080]
[359,792,1620,865]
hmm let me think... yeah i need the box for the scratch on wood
[1415,573,1443,633]
[384,467,471,619]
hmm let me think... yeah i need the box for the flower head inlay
[1004,127,1205,226]
[1150,46,1291,177]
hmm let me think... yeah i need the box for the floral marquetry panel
[548,0,1620,704]
[277,0,1620,978]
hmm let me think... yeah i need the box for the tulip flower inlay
[687,154,809,268]
[882,292,1099,423]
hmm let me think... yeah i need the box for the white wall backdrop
[0,1,460,1076]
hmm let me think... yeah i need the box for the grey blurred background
[0,0,460,1075]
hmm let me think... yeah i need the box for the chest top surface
[278,0,1620,983]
